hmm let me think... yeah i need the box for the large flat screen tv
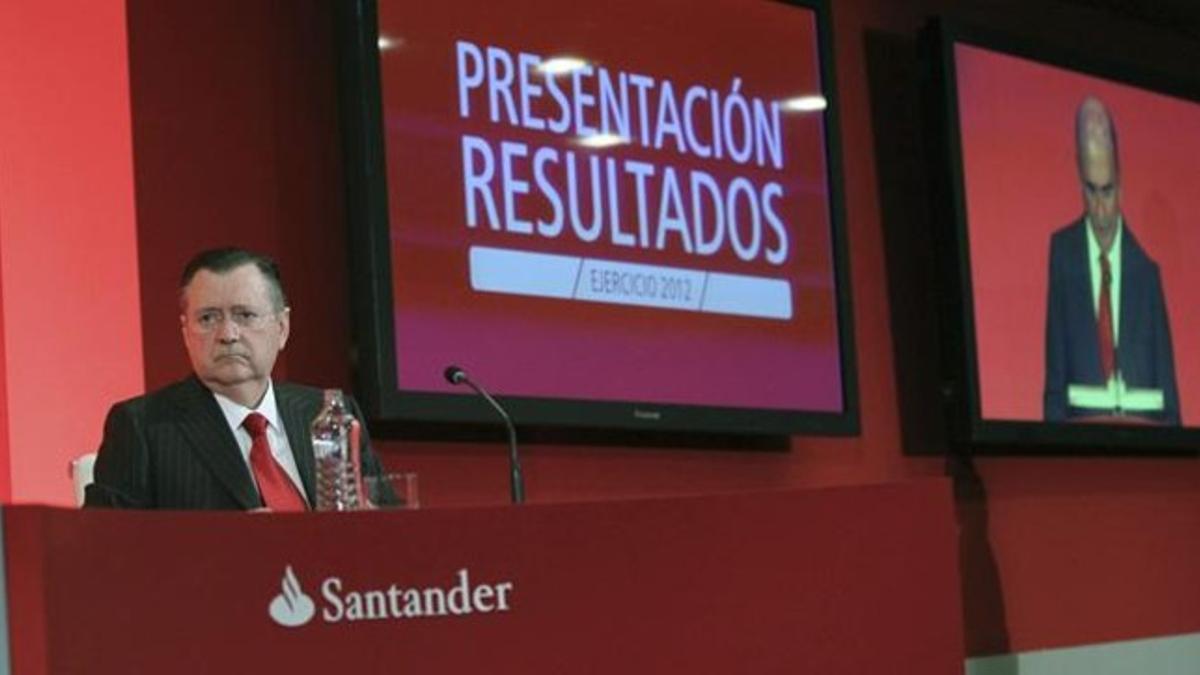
[926,19,1200,452]
[337,0,857,436]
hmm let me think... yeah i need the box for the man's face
[1080,143,1121,235]
[180,263,289,396]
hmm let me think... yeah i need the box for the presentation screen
[930,21,1200,450]
[340,0,857,435]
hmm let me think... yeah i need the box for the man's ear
[277,307,291,350]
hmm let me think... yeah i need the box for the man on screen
[85,247,393,509]
[1043,96,1180,424]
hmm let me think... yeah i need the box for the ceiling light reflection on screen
[782,95,828,112]
[577,133,629,148]
[537,56,588,76]
[377,35,403,51]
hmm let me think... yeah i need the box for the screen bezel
[925,17,1200,454]
[336,0,859,437]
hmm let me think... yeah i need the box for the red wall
[124,0,1200,659]
[0,0,144,505]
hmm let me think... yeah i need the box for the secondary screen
[957,43,1200,426]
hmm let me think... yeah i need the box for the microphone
[443,365,468,385]
[443,365,524,504]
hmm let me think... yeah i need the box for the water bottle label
[312,438,342,461]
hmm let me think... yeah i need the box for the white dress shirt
[1085,216,1123,346]
[211,380,309,501]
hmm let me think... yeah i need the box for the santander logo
[268,565,316,627]
[268,564,515,628]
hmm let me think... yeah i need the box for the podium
[2,480,963,674]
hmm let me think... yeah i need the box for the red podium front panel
[4,481,962,674]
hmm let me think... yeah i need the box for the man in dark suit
[86,248,392,509]
[1043,97,1180,424]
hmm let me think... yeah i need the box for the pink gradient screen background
[375,0,845,412]
[957,44,1200,423]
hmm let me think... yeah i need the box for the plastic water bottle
[310,389,365,511]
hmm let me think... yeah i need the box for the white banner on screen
[468,245,793,320]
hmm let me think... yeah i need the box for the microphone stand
[446,367,525,504]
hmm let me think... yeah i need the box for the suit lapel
[276,383,317,505]
[1116,224,1145,367]
[168,377,261,509]
[1066,222,1103,380]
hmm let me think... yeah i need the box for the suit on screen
[84,376,390,509]
[1043,218,1180,424]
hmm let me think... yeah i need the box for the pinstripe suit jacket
[84,376,389,509]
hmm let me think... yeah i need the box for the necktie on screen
[1097,252,1115,380]
[242,412,307,512]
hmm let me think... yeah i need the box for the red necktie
[242,412,307,511]
[1097,253,1115,380]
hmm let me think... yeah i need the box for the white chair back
[69,453,97,507]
